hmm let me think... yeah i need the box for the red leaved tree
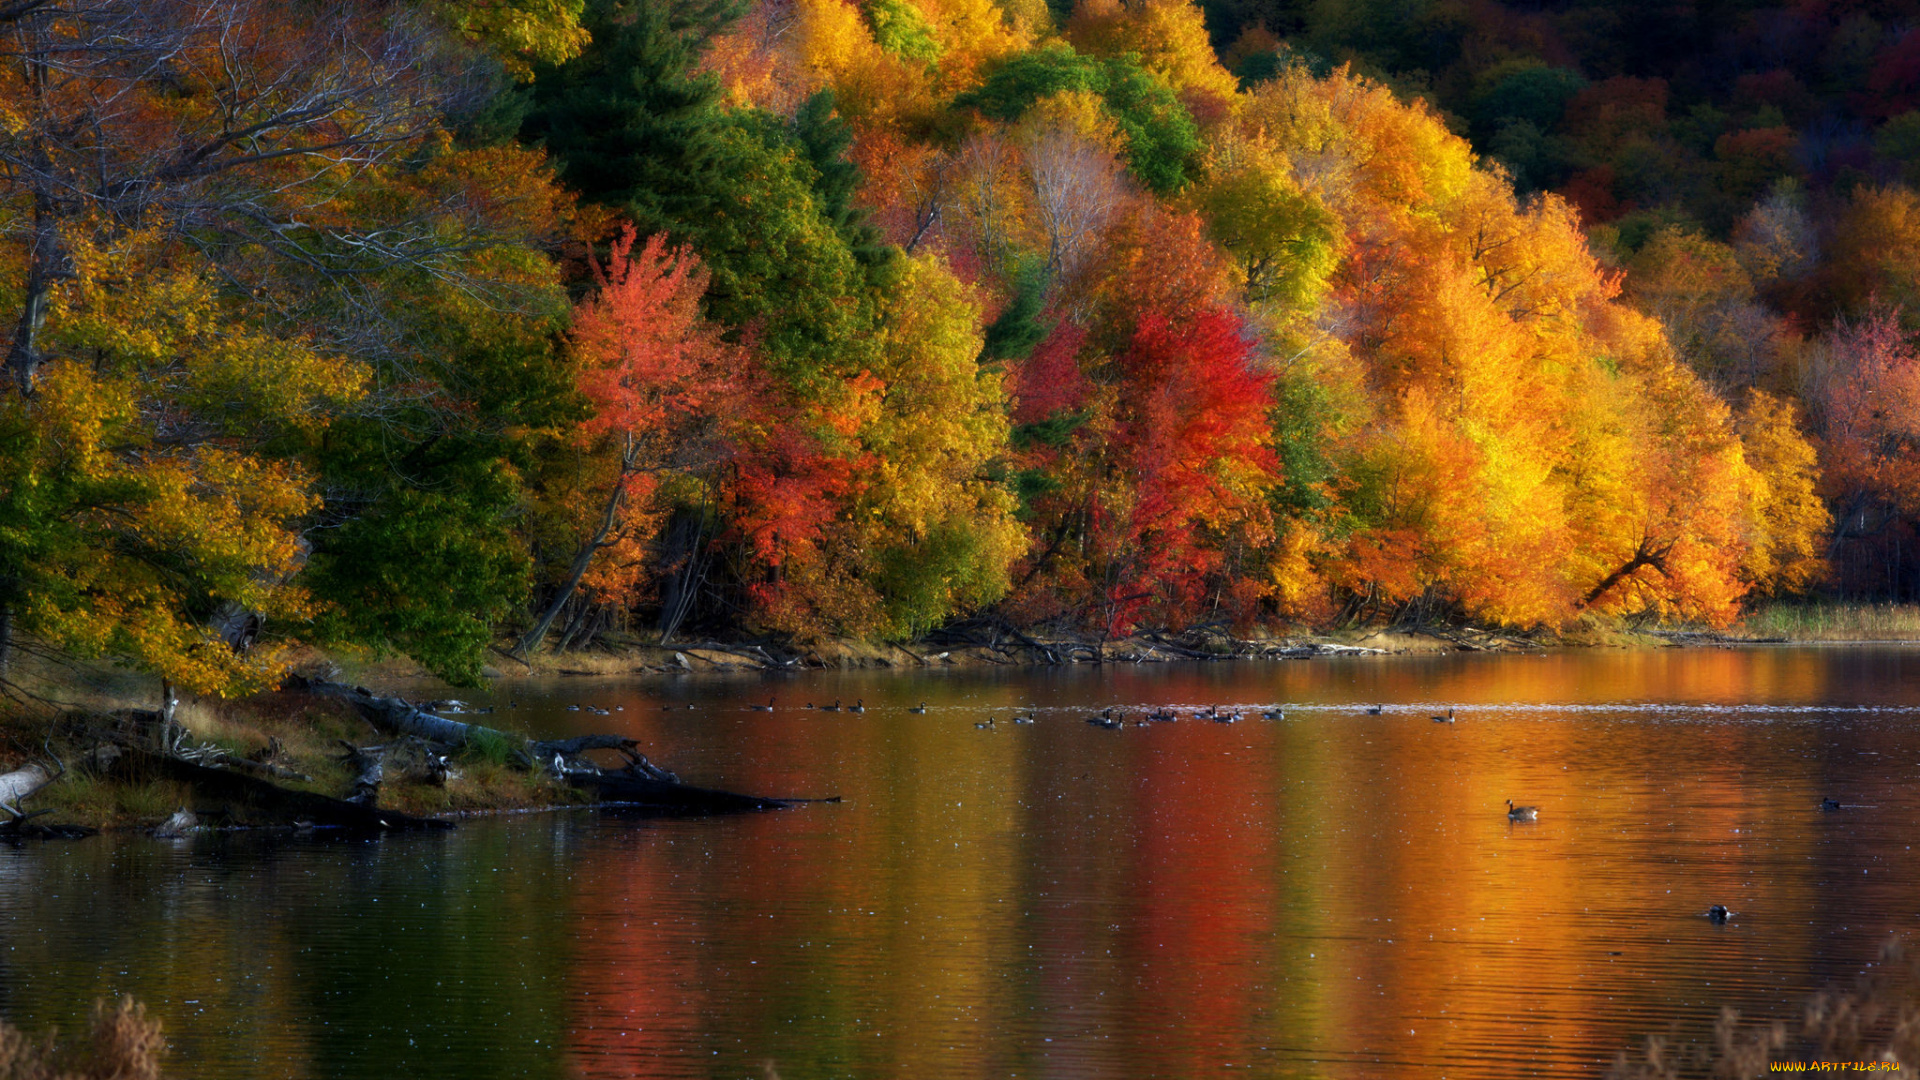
[515,226,736,656]
[1099,307,1278,634]
[1805,310,1920,594]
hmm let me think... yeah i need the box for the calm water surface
[5,647,1920,1078]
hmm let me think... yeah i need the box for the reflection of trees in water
[13,652,1920,1076]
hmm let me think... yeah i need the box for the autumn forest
[0,0,1914,693]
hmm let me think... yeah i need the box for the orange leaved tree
[515,226,736,656]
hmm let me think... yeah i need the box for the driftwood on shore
[0,761,52,819]
[296,676,807,813]
[2,673,811,838]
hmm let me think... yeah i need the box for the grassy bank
[1735,600,1920,642]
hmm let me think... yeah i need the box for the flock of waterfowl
[720,697,1551,816]
[539,691,1856,924]
[547,694,1851,873]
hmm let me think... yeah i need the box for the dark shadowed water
[5,646,1920,1078]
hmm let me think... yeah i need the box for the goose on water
[850,699,866,713]
[1506,799,1539,821]
[1366,705,1383,715]
[1705,905,1734,923]
[975,717,996,730]
[749,698,775,712]
[1821,797,1843,811]
[823,699,842,712]
[1012,714,1034,724]
[908,702,928,714]
[1432,707,1456,724]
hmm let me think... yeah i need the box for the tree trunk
[515,467,630,658]
[6,187,63,397]
[553,598,598,653]
[657,507,710,645]
[158,678,181,750]
[343,744,384,806]
[1581,538,1673,609]
[0,604,11,676]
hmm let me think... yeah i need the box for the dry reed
[1609,937,1920,1077]
[0,998,165,1080]
[1738,601,1920,641]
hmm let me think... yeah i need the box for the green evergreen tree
[957,45,1202,193]
[522,0,745,233]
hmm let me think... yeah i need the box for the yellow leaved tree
[0,229,364,698]
[1065,0,1238,105]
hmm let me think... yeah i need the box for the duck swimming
[1506,799,1539,821]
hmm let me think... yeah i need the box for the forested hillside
[0,0,1901,693]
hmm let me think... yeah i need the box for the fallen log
[336,738,462,803]
[584,770,801,813]
[0,762,53,820]
[294,677,811,812]
[340,742,384,806]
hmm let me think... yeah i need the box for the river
[4,646,1919,1078]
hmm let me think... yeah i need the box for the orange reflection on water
[545,648,1920,1079]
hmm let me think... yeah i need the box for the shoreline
[6,623,1917,836]
[461,625,1826,682]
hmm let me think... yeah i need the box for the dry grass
[1737,601,1920,642]
[1608,937,1920,1077]
[33,774,193,828]
[0,998,165,1080]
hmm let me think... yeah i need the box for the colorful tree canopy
[3,0,1902,691]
